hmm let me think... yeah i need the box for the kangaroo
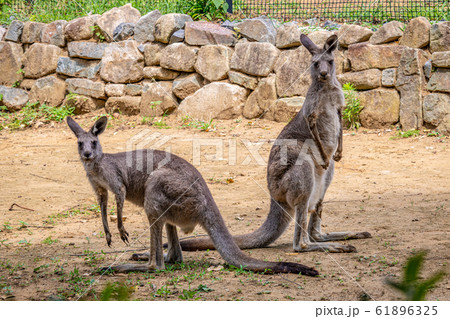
[66,116,318,275]
[175,34,371,253]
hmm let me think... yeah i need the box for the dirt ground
[0,113,449,301]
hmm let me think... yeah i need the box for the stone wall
[0,4,449,133]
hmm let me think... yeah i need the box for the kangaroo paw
[119,228,129,245]
[333,152,342,162]
[106,232,112,247]
[131,253,149,261]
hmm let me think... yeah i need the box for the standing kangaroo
[177,34,371,253]
[66,116,318,275]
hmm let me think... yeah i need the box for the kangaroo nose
[84,152,92,158]
[320,71,327,76]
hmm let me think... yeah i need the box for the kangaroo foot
[294,242,357,253]
[106,231,112,247]
[164,252,183,264]
[311,231,372,242]
[119,227,130,245]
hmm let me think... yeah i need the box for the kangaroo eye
[92,141,97,148]
[328,60,333,65]
[78,142,83,148]
[314,62,319,67]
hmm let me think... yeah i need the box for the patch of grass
[100,281,133,301]
[387,251,445,301]
[391,129,420,139]
[180,115,215,132]
[0,102,74,131]
[83,250,106,267]
[152,118,171,129]
[342,83,363,130]
[42,236,58,245]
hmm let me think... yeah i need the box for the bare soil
[0,113,449,301]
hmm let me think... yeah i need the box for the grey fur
[66,116,318,275]
[178,34,371,253]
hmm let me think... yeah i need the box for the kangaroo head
[300,34,338,82]
[66,116,107,162]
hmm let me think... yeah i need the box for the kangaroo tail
[176,199,292,251]
[201,201,317,276]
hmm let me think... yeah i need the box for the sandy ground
[0,113,449,301]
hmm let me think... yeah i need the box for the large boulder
[399,17,431,49]
[337,69,381,90]
[144,42,165,66]
[177,82,249,120]
[276,22,301,49]
[395,48,427,130]
[243,74,277,118]
[426,68,450,93]
[338,24,373,48]
[65,16,95,41]
[154,13,193,44]
[134,10,162,42]
[195,45,233,81]
[56,57,101,79]
[140,81,178,116]
[423,93,449,127]
[4,20,24,42]
[228,70,258,90]
[0,42,24,86]
[100,41,144,83]
[308,30,335,47]
[235,17,277,45]
[95,4,141,41]
[160,43,198,72]
[62,94,103,115]
[0,86,28,111]
[231,42,280,77]
[41,20,68,47]
[172,73,203,100]
[66,78,106,99]
[264,96,304,122]
[105,84,126,97]
[23,43,63,79]
[348,43,405,71]
[105,96,141,115]
[359,88,400,128]
[29,76,66,107]
[431,51,450,68]
[185,21,236,46]
[22,22,46,44]
[68,42,108,60]
[274,46,311,97]
[369,21,404,44]
[430,21,450,52]
[143,66,179,80]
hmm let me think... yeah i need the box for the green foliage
[342,83,363,130]
[181,115,215,131]
[0,102,74,131]
[185,0,228,20]
[387,252,445,301]
[42,236,58,245]
[0,0,190,25]
[100,281,133,301]
[391,129,420,139]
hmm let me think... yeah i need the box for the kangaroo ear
[300,34,319,55]
[66,116,85,137]
[90,116,108,136]
[324,35,338,52]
